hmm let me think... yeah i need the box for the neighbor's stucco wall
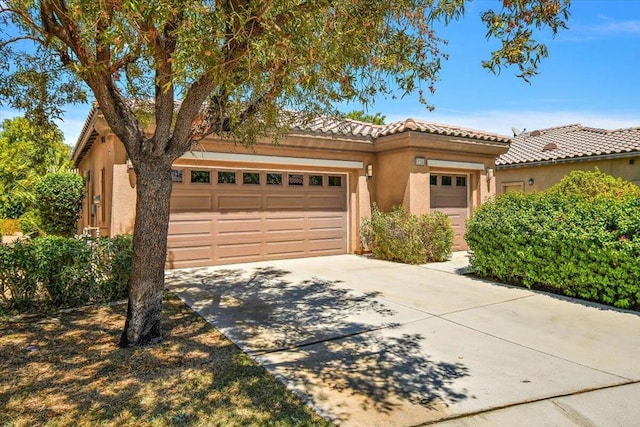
[496,157,640,194]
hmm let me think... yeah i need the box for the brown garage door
[430,174,468,250]
[167,169,348,268]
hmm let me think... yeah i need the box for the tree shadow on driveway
[166,265,470,422]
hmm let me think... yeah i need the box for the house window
[456,176,467,187]
[191,170,211,183]
[309,175,323,186]
[171,169,184,183]
[288,174,304,186]
[441,176,452,186]
[266,173,282,185]
[243,172,260,185]
[217,171,236,184]
[328,176,342,187]
[430,175,438,186]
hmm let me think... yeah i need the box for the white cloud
[385,109,640,136]
[562,18,640,41]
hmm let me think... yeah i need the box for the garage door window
[430,175,437,186]
[328,176,342,187]
[243,172,260,185]
[191,170,211,183]
[172,169,184,183]
[288,174,304,186]
[456,176,467,187]
[217,171,236,184]
[267,173,282,185]
[441,176,452,186]
[309,175,323,186]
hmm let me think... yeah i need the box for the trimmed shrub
[361,205,454,264]
[0,241,39,310]
[0,234,133,311]
[34,172,84,237]
[465,171,640,310]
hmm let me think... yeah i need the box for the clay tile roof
[291,115,511,143]
[496,124,640,166]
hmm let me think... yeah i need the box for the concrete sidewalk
[166,254,640,426]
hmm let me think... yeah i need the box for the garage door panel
[217,216,262,235]
[171,194,213,211]
[308,195,346,210]
[308,214,346,231]
[265,195,305,210]
[264,216,305,232]
[308,237,346,253]
[265,240,306,256]
[217,194,262,211]
[167,245,213,268]
[168,218,214,237]
[217,242,262,260]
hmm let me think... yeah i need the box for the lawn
[0,294,332,427]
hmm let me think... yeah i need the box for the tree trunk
[119,157,173,347]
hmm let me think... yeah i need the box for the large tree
[0,0,570,347]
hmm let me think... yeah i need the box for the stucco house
[496,124,640,193]
[72,105,510,268]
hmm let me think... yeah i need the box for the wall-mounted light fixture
[126,158,134,170]
[366,164,373,179]
[486,168,494,181]
[414,156,426,166]
[528,178,535,185]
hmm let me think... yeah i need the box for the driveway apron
[166,255,640,426]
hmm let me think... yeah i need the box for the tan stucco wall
[496,157,640,194]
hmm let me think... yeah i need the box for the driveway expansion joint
[411,379,640,427]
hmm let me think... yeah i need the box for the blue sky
[1,0,639,146]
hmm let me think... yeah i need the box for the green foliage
[18,210,42,237]
[1,218,21,236]
[0,241,39,309]
[34,173,85,237]
[0,117,70,218]
[465,171,640,310]
[361,205,454,264]
[0,235,133,311]
[342,110,386,125]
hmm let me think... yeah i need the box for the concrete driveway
[165,254,640,426]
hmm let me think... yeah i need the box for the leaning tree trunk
[120,156,174,347]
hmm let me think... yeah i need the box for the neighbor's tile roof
[496,124,640,166]
[291,116,511,143]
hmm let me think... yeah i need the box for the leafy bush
[0,234,133,311]
[18,210,42,237]
[0,241,39,309]
[34,172,84,237]
[465,171,640,310]
[361,205,453,264]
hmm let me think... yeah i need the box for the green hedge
[465,170,640,310]
[0,235,132,312]
[361,204,454,264]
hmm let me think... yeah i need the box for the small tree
[35,172,84,237]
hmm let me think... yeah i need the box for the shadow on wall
[165,266,470,422]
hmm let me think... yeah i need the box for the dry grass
[0,294,332,427]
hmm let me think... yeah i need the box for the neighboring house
[496,124,640,193]
[72,105,509,268]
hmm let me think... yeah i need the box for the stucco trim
[180,151,364,169]
[427,159,485,170]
